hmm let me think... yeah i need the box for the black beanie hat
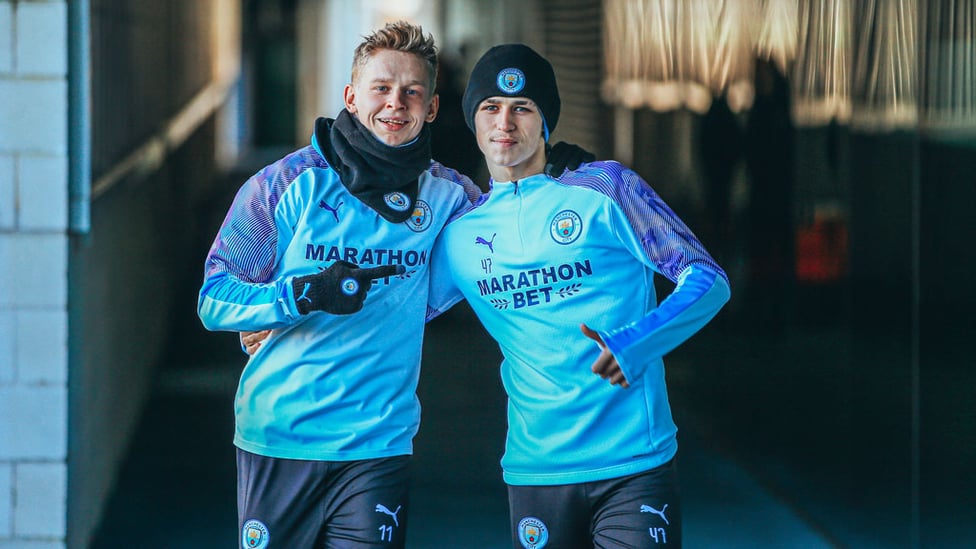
[462,44,561,138]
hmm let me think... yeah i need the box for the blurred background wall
[0,0,973,547]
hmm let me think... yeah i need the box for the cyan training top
[198,136,478,461]
[427,161,730,486]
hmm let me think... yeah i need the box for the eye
[374,85,389,92]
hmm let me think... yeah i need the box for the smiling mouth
[379,118,408,128]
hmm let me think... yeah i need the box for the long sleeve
[197,149,316,332]
[591,165,731,381]
[600,262,729,381]
[198,271,298,332]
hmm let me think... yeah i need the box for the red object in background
[796,212,848,283]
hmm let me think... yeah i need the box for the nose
[496,107,515,130]
[387,90,406,110]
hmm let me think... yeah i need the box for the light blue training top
[198,135,478,461]
[427,161,731,486]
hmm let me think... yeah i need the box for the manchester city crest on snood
[383,191,411,211]
[517,516,549,548]
[241,519,269,549]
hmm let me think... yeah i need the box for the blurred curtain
[920,0,976,132]
[790,0,851,126]
[602,0,757,113]
[849,0,918,130]
[603,0,975,133]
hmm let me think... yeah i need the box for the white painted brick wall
[15,2,66,76]
[0,541,65,549]
[3,235,67,309]
[0,80,67,154]
[1,1,72,546]
[15,311,67,385]
[14,463,65,538]
[0,311,12,385]
[0,464,10,538]
[18,156,67,232]
[0,387,67,460]
[0,2,11,74]
[0,237,11,308]
[0,155,13,229]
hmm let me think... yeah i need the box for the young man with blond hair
[198,21,478,548]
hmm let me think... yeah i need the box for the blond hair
[351,21,439,90]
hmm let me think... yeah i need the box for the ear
[343,84,357,113]
[425,94,440,123]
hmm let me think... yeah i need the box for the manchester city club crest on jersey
[383,191,411,212]
[497,67,526,94]
[517,516,549,549]
[405,199,432,232]
[549,210,582,244]
[241,519,269,549]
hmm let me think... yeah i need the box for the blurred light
[849,0,919,131]
[602,0,758,114]
[920,0,976,134]
[379,0,422,18]
[603,0,975,134]
[756,0,799,76]
[791,0,852,126]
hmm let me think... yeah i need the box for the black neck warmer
[314,110,431,222]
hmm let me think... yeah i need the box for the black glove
[291,261,405,315]
[544,141,595,177]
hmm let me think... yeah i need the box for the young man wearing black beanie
[427,43,732,548]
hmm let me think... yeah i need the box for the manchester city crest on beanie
[462,44,561,139]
